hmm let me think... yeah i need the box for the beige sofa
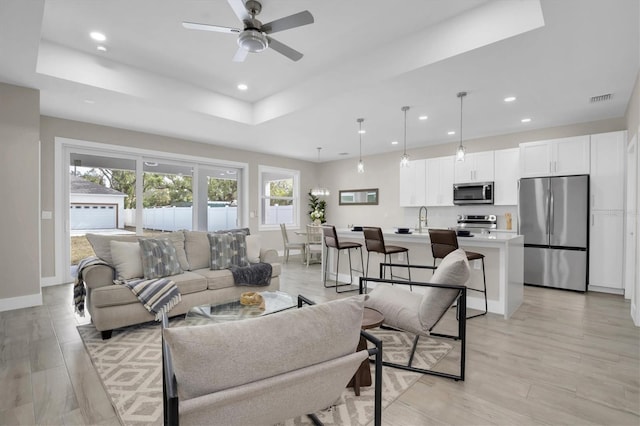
[82,229,281,339]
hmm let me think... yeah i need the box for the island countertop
[332,228,524,319]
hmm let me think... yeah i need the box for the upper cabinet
[590,131,625,211]
[520,135,590,178]
[399,159,426,207]
[426,156,454,206]
[454,151,494,183]
[493,148,520,205]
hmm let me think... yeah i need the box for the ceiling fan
[182,0,314,62]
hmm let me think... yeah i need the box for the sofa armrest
[83,264,115,290]
[259,248,279,264]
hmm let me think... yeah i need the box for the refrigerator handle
[549,188,555,236]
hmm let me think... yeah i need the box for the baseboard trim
[0,292,43,313]
[41,275,64,287]
[588,285,624,295]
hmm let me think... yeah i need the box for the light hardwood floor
[0,258,638,425]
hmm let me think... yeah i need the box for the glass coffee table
[185,291,297,325]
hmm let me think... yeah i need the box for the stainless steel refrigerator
[518,175,589,292]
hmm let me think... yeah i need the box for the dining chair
[305,224,323,266]
[279,223,305,264]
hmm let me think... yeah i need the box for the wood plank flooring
[0,258,638,425]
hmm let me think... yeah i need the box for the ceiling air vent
[590,93,612,103]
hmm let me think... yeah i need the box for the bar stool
[363,227,411,282]
[428,229,487,318]
[321,225,363,293]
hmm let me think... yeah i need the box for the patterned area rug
[78,322,452,426]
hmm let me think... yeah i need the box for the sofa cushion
[163,296,364,400]
[86,233,138,265]
[207,233,250,270]
[91,271,207,308]
[192,268,235,290]
[364,283,423,335]
[109,241,143,280]
[139,238,183,279]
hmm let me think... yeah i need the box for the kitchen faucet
[418,206,428,233]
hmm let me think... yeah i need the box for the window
[259,166,300,229]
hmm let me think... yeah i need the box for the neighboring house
[69,175,126,230]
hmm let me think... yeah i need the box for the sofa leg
[101,330,113,340]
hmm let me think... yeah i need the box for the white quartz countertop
[336,228,523,244]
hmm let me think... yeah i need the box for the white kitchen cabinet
[520,135,590,177]
[399,159,426,207]
[589,210,624,290]
[454,151,494,183]
[494,148,520,205]
[590,131,625,210]
[426,156,454,206]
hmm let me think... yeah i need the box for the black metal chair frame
[162,299,384,426]
[322,227,364,293]
[358,262,467,382]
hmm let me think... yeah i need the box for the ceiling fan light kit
[183,0,314,62]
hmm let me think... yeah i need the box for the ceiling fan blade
[233,46,249,62]
[182,21,240,34]
[227,0,250,23]
[267,36,303,61]
[262,10,314,34]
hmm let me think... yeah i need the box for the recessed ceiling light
[83,99,95,104]
[521,118,532,123]
[96,45,107,52]
[448,131,456,135]
[504,96,516,102]
[90,31,106,42]
[144,161,158,167]
[418,115,428,120]
[338,152,349,156]
[391,141,398,145]
[237,83,248,91]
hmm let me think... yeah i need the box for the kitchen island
[329,229,524,319]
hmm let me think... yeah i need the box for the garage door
[70,204,117,229]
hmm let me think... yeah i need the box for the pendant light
[456,91,467,162]
[357,118,365,174]
[310,147,330,197]
[400,106,410,167]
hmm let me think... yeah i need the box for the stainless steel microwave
[453,182,494,205]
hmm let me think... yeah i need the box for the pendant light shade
[456,91,467,162]
[400,106,410,167]
[310,147,330,197]
[357,118,365,174]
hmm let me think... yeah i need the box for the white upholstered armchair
[361,248,470,381]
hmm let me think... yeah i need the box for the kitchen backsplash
[402,205,518,231]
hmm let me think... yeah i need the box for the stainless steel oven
[453,182,494,205]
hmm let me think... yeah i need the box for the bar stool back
[321,225,363,293]
[362,227,411,282]
[428,229,487,318]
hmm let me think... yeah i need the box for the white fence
[124,204,295,231]
[124,206,238,232]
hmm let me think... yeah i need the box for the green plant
[308,191,327,223]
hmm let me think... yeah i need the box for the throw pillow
[86,233,138,265]
[139,238,183,279]
[208,232,250,270]
[109,240,143,280]
[245,234,261,263]
[418,248,470,331]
